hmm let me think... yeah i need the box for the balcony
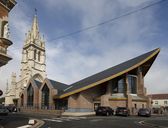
[0,0,17,11]
[0,37,12,67]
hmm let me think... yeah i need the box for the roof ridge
[60,48,160,98]
[70,48,159,86]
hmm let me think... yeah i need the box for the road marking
[138,121,145,125]
[52,117,71,121]
[28,119,35,125]
[90,119,103,122]
[43,119,63,122]
[17,125,32,128]
[43,116,87,123]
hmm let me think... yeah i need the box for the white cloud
[1,0,167,96]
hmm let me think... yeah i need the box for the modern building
[0,0,16,67]
[5,14,46,106]
[148,94,168,113]
[20,47,160,114]
[5,14,160,115]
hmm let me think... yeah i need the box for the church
[5,14,160,115]
[5,14,46,105]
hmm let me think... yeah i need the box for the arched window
[21,94,24,107]
[38,51,40,62]
[27,84,34,106]
[41,84,49,109]
[128,75,137,94]
[34,50,36,60]
[26,50,28,60]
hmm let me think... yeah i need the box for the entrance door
[13,99,18,107]
[55,99,68,110]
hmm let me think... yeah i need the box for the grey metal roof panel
[34,80,42,88]
[61,48,159,95]
[48,79,68,91]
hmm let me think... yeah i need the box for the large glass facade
[112,75,137,94]
[128,75,137,94]
[41,85,49,109]
[27,84,34,106]
[118,79,125,93]
[112,78,125,93]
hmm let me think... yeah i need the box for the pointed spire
[31,9,39,39]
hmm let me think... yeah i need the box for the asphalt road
[40,116,156,128]
[1,113,168,128]
[21,113,168,128]
[0,113,29,128]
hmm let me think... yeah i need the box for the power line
[9,0,166,51]
[48,0,167,42]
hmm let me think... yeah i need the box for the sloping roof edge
[59,48,160,98]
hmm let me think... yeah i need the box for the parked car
[0,105,9,116]
[95,106,114,116]
[115,107,130,116]
[138,108,151,117]
[6,105,17,112]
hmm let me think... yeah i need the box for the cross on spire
[35,8,37,15]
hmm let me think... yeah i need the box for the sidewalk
[62,112,95,117]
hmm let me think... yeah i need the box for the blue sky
[0,0,168,94]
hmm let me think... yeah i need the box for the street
[1,113,168,128]
[0,113,29,128]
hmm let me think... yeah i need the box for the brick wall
[0,5,8,19]
[109,100,127,108]
[68,84,106,112]
[20,108,63,116]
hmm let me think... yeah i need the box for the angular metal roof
[59,48,160,98]
[34,80,42,89]
[48,79,68,90]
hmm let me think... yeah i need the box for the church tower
[5,14,46,105]
[20,14,46,86]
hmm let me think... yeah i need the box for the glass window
[27,84,34,106]
[21,94,24,107]
[41,85,50,109]
[26,50,28,60]
[38,51,40,61]
[112,83,118,93]
[164,101,167,105]
[34,50,36,60]
[118,79,125,93]
[155,101,158,104]
[112,78,125,93]
[128,75,137,94]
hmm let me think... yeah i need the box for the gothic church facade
[5,14,46,105]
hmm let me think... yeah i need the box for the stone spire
[31,14,39,40]
[23,12,45,48]
[20,12,46,83]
